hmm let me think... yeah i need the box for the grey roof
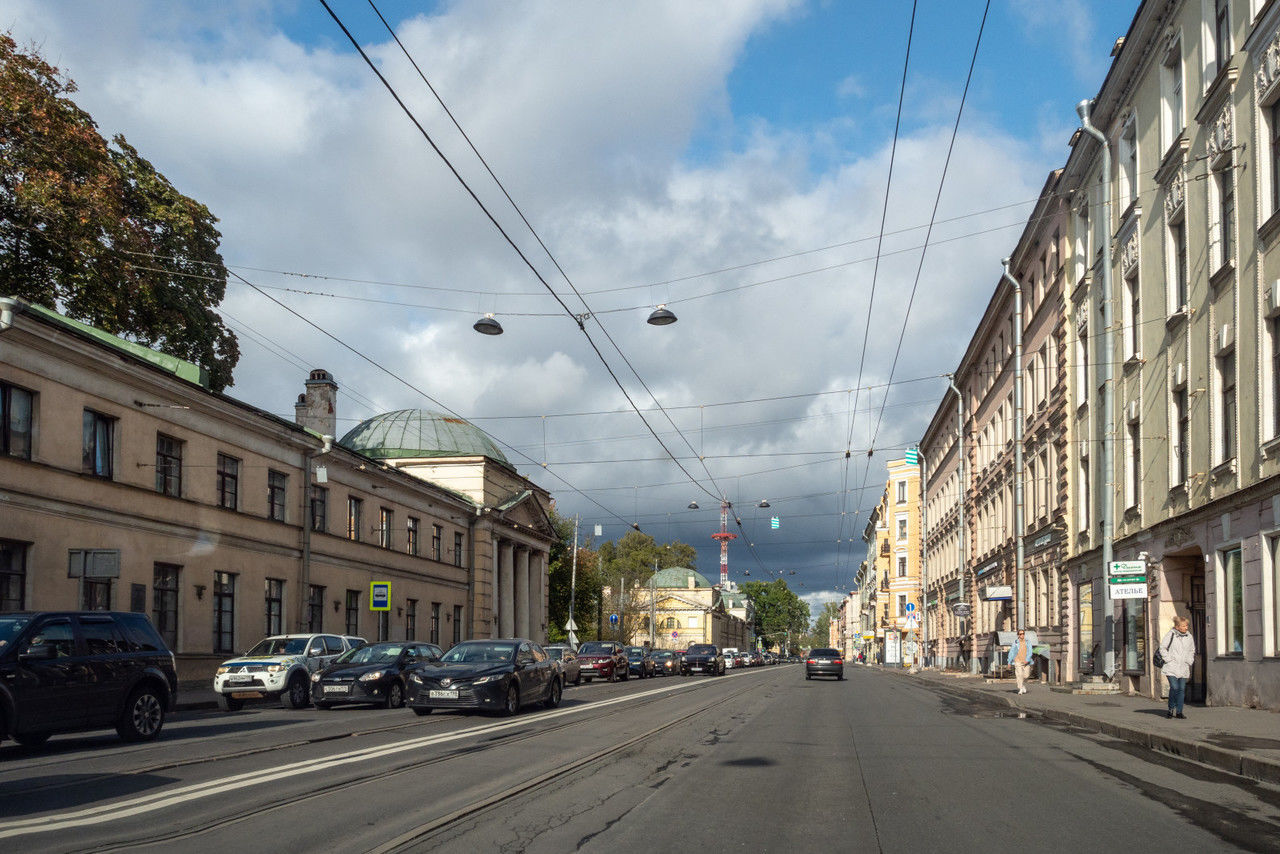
[651,567,713,589]
[339,409,509,464]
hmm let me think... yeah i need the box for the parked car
[544,644,581,685]
[575,641,628,682]
[750,650,764,667]
[652,650,679,676]
[213,633,355,710]
[805,648,844,680]
[681,643,725,676]
[311,641,441,709]
[405,639,561,716]
[625,646,656,678]
[722,648,737,670]
[0,611,177,747]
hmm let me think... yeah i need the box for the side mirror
[20,644,57,662]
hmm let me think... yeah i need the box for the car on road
[311,641,442,709]
[405,639,561,716]
[625,646,656,678]
[544,644,581,686]
[213,633,355,710]
[575,641,628,682]
[681,643,725,676]
[0,611,177,747]
[805,648,844,680]
[652,650,679,676]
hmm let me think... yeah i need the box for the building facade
[0,298,554,680]
[625,567,751,651]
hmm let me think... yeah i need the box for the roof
[651,567,713,589]
[339,409,509,464]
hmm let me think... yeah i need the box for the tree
[594,530,697,645]
[0,33,239,390]
[546,510,601,645]
[740,579,809,652]
[801,600,842,650]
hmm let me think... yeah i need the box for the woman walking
[1160,616,1196,719]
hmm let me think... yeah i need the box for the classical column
[515,546,530,638]
[534,552,546,642]
[499,540,516,637]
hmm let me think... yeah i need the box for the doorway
[1189,572,1206,703]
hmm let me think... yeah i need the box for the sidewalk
[880,665,1280,786]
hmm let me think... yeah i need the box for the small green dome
[339,409,508,464]
[651,567,713,588]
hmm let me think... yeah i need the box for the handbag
[1152,633,1174,669]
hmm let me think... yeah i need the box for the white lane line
[0,669,764,839]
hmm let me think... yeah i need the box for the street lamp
[646,304,677,326]
[472,313,503,335]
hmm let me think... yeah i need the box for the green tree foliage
[546,510,601,644]
[740,579,809,652]
[592,530,697,645]
[0,33,239,390]
[800,600,842,650]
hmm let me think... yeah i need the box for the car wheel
[282,674,310,709]
[219,694,245,712]
[621,668,629,681]
[385,681,405,710]
[117,685,165,742]
[573,672,581,686]
[607,669,616,683]
[503,684,520,716]
[805,674,812,680]
[316,702,334,710]
[838,673,845,681]
[412,706,432,716]
[583,676,593,683]
[13,732,51,747]
[544,678,563,709]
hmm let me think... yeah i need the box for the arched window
[664,617,677,630]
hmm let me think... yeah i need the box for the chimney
[296,369,338,437]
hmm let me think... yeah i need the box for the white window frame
[1123,269,1141,360]
[1166,210,1188,314]
[1118,116,1139,209]
[1216,542,1244,656]
[1217,346,1237,465]
[1265,533,1280,658]
[1126,414,1141,511]
[1161,33,1185,152]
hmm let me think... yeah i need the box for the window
[1,540,27,611]
[1213,167,1235,270]
[896,481,907,504]
[265,578,284,636]
[454,532,464,567]
[1272,101,1280,215]
[1127,420,1142,510]
[430,602,441,645]
[1173,388,1190,486]
[82,410,115,478]
[406,599,417,640]
[432,524,442,561]
[213,571,236,654]
[453,605,463,644]
[1273,318,1280,440]
[1169,219,1187,311]
[1077,453,1091,534]
[345,589,360,636]
[1161,37,1184,149]
[1124,271,1140,359]
[307,584,324,632]
[1221,546,1243,654]
[897,594,907,617]
[407,517,419,556]
[83,575,111,611]
[216,453,239,510]
[1269,536,1280,657]
[267,470,287,521]
[1075,321,1089,407]
[1120,597,1147,671]
[1119,118,1138,208]
[379,507,393,549]
[1,383,33,459]
[310,485,327,533]
[1219,350,1237,463]
[897,555,907,578]
[155,434,182,496]
[1214,0,1230,76]
[153,563,179,649]
[347,496,362,541]
[896,517,907,541]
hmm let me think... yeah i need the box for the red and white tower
[711,500,737,588]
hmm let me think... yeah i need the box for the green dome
[339,409,509,464]
[651,567,713,589]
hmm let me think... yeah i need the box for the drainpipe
[299,434,333,632]
[947,374,976,673]
[1077,98,1116,680]
[1003,259,1026,632]
[466,507,482,645]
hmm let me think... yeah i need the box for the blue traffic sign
[609,613,619,625]
[905,602,915,612]
[370,581,391,611]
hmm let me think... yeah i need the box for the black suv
[681,643,725,676]
[0,611,178,747]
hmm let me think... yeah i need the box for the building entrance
[1189,572,1206,704]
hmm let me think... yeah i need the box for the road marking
[0,668,769,839]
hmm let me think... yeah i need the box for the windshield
[336,643,403,665]
[441,642,516,664]
[577,642,614,655]
[0,617,30,651]
[654,652,673,659]
[245,637,310,657]
[687,645,715,655]
[545,648,565,660]
[811,649,840,657]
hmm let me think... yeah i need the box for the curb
[903,671,1280,787]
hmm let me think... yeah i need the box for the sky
[3,0,1141,619]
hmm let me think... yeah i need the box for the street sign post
[1108,560,1148,599]
[951,602,971,617]
[370,581,391,611]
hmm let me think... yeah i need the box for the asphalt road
[2,665,1278,853]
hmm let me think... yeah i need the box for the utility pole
[651,560,658,650]
[566,515,579,648]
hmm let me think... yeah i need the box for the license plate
[817,659,830,663]
[582,663,595,668]
[429,689,459,699]
[690,666,702,671]
[323,685,350,694]
[226,676,252,683]
[231,691,261,699]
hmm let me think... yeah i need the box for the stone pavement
[875,665,1280,786]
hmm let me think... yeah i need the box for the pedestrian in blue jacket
[1007,630,1033,694]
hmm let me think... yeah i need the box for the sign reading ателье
[1108,561,1148,599]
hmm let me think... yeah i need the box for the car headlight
[215,667,229,676]
[266,664,287,673]
[359,670,385,682]
[311,672,322,683]
[409,673,423,684]
[472,675,498,685]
